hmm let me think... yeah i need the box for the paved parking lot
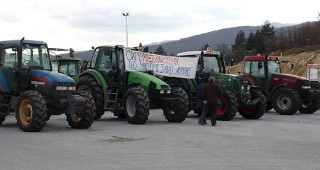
[1,109,320,170]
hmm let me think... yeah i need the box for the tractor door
[247,61,268,88]
[0,46,18,92]
[114,47,127,87]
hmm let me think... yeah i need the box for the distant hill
[144,23,296,55]
[144,26,260,55]
[69,23,298,60]
[60,50,94,61]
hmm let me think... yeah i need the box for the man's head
[208,76,215,83]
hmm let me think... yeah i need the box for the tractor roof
[307,64,320,68]
[52,57,81,62]
[177,50,220,57]
[0,40,47,46]
[244,55,280,61]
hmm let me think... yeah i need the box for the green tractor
[0,38,96,132]
[49,48,81,81]
[76,45,189,124]
[176,50,266,120]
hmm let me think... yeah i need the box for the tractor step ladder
[105,89,119,110]
[190,90,198,108]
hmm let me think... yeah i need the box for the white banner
[123,49,199,79]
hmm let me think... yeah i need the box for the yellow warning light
[206,47,211,51]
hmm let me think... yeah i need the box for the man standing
[198,77,223,126]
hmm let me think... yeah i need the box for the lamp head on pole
[122,13,129,16]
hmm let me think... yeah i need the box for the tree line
[146,14,320,63]
[231,20,320,62]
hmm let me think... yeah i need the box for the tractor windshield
[203,55,220,72]
[22,44,51,70]
[59,61,80,76]
[267,61,281,74]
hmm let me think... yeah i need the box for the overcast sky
[0,0,319,51]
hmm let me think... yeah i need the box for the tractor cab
[88,45,126,88]
[49,48,81,80]
[0,39,52,93]
[243,55,281,90]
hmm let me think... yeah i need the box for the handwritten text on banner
[123,49,199,79]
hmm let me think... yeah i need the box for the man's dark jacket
[203,82,223,104]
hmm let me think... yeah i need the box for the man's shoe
[198,120,207,125]
[211,120,216,126]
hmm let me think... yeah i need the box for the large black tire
[272,88,301,115]
[239,89,266,119]
[217,90,237,121]
[299,81,320,114]
[0,92,10,125]
[76,75,105,120]
[16,91,47,132]
[163,87,189,122]
[66,91,96,129]
[124,86,150,124]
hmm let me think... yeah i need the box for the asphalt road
[1,109,320,170]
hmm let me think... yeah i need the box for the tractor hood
[29,69,75,85]
[127,71,170,90]
[271,73,307,89]
[272,73,307,81]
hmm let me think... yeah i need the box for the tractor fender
[79,71,109,97]
[79,71,106,88]
[0,69,11,93]
[269,84,288,101]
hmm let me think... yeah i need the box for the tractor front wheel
[239,89,266,119]
[217,91,237,121]
[66,91,96,129]
[16,91,47,132]
[272,88,300,115]
[77,75,105,120]
[124,86,150,124]
[163,87,189,122]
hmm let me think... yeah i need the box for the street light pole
[122,13,129,47]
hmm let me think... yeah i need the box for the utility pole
[122,13,129,47]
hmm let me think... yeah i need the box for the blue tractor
[0,38,96,132]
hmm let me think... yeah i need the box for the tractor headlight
[241,86,245,90]
[160,90,165,94]
[301,86,311,89]
[56,86,76,91]
[167,90,171,94]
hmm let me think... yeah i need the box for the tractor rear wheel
[66,91,96,129]
[0,92,10,125]
[124,86,150,124]
[239,89,266,119]
[217,91,237,121]
[272,88,300,115]
[77,75,105,120]
[16,91,47,132]
[163,87,189,122]
[299,81,320,114]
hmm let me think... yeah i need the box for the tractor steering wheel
[22,60,31,65]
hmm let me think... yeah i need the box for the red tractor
[242,55,320,115]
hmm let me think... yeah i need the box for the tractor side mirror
[258,62,263,69]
